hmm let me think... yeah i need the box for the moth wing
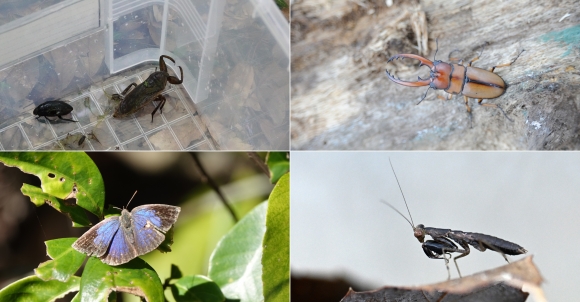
[72,217,120,258]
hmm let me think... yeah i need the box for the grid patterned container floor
[0,68,216,151]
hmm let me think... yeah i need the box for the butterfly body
[73,204,180,266]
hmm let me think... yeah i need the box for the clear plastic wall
[0,0,289,150]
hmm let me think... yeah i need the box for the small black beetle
[33,100,77,122]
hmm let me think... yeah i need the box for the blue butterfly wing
[72,216,121,257]
[73,205,180,266]
[130,204,181,256]
[100,213,139,266]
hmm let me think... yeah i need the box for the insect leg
[150,95,167,123]
[167,66,184,84]
[423,238,464,280]
[463,96,473,128]
[451,244,470,278]
[468,237,510,262]
[477,100,513,122]
[57,115,78,123]
[447,49,461,63]
[463,232,527,262]
[120,83,138,95]
[467,46,485,67]
[490,49,525,71]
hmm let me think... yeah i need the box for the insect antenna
[380,199,414,229]
[379,158,416,229]
[126,190,138,208]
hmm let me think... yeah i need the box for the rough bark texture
[340,256,544,302]
[291,0,580,150]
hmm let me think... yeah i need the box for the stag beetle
[386,40,524,125]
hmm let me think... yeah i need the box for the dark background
[0,152,268,292]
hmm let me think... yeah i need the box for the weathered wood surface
[291,0,580,150]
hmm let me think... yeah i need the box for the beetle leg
[57,115,78,123]
[467,44,487,67]
[477,100,514,122]
[490,49,525,71]
[150,95,167,123]
[463,96,473,128]
[447,49,461,62]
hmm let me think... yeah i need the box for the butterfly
[72,204,181,266]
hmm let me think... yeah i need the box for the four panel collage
[0,0,576,301]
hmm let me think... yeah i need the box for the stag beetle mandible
[386,40,524,126]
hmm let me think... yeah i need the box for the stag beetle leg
[491,49,525,71]
[464,96,473,128]
[477,101,513,122]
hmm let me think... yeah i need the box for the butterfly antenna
[126,191,138,208]
[387,158,415,228]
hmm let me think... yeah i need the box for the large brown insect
[113,55,183,122]
[386,41,524,125]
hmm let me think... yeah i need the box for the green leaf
[208,202,268,302]
[274,0,288,9]
[266,152,289,184]
[262,173,289,302]
[78,257,164,302]
[157,227,175,253]
[169,275,225,302]
[0,152,105,218]
[35,238,86,282]
[22,184,91,227]
[0,275,80,302]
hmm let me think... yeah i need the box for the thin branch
[190,153,238,223]
[248,152,270,177]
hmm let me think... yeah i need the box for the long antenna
[385,158,415,227]
[380,199,414,229]
[126,191,138,208]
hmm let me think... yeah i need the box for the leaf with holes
[22,184,91,227]
[77,257,164,301]
[0,152,105,218]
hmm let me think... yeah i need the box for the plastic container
[0,0,289,150]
